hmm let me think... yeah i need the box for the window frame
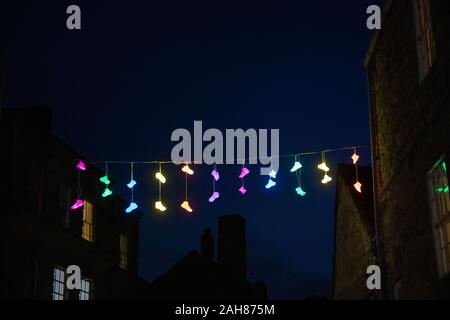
[52,267,68,300]
[427,156,450,279]
[79,277,94,300]
[413,0,436,82]
[82,200,95,243]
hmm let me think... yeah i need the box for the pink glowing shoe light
[77,161,86,171]
[70,199,84,210]
[239,167,250,179]
[239,186,247,195]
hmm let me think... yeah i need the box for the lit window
[79,278,93,300]
[82,201,94,242]
[119,234,128,270]
[52,267,66,300]
[428,159,450,278]
[414,0,436,81]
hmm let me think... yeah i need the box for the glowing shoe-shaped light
[318,162,330,172]
[211,169,220,181]
[155,201,167,212]
[155,172,167,184]
[296,186,306,197]
[265,179,277,189]
[102,187,113,198]
[181,201,193,213]
[77,161,86,171]
[268,170,277,179]
[352,152,360,165]
[239,167,250,179]
[70,199,84,210]
[239,186,247,195]
[321,174,332,184]
[354,181,362,193]
[208,192,220,203]
[182,165,194,175]
[100,175,111,185]
[125,202,138,213]
[290,162,302,173]
[127,179,137,189]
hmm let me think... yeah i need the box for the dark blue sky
[3,0,383,299]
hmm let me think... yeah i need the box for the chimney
[217,215,247,280]
[201,228,214,261]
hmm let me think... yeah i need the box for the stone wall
[333,165,376,299]
[366,0,450,299]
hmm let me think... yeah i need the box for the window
[428,159,450,278]
[79,277,93,300]
[119,234,128,270]
[414,0,436,81]
[52,267,67,300]
[82,201,94,242]
[58,184,72,229]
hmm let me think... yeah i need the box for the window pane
[82,201,94,242]
[52,268,66,300]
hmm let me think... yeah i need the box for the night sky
[3,0,383,299]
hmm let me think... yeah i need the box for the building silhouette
[147,215,267,300]
[0,108,149,299]
[334,0,450,299]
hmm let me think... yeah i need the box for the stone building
[0,107,149,299]
[333,164,376,300]
[365,0,450,299]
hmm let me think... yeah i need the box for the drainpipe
[366,69,386,300]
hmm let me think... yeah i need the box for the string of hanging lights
[71,145,366,214]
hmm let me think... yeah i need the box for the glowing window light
[354,181,362,193]
[155,201,167,212]
[296,186,306,197]
[182,164,194,175]
[100,175,111,185]
[102,187,113,198]
[265,178,276,189]
[125,202,138,214]
[239,167,250,179]
[76,161,86,171]
[127,180,137,189]
[290,161,302,173]
[181,201,193,213]
[70,199,84,210]
[321,174,332,184]
[208,192,220,203]
[211,168,220,181]
[155,172,167,184]
[239,186,247,195]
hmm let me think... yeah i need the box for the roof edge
[364,0,395,68]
